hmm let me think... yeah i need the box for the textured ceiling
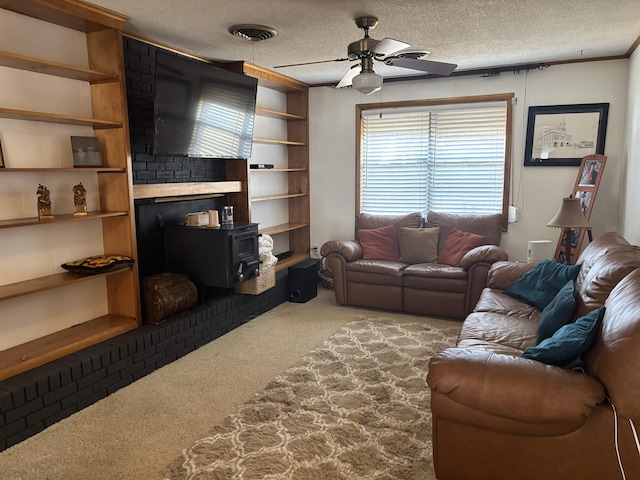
[87,0,640,86]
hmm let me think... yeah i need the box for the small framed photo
[577,158,604,187]
[71,136,102,167]
[524,103,609,166]
[0,136,5,168]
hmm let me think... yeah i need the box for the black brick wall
[123,36,227,184]
[0,272,289,451]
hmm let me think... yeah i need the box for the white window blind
[360,103,507,216]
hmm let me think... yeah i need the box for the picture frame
[553,154,606,263]
[524,103,609,166]
[71,136,102,167]
[0,135,4,168]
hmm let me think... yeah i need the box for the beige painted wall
[0,10,108,350]
[309,59,630,262]
[623,49,640,244]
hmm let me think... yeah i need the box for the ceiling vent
[229,24,277,41]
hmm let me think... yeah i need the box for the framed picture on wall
[524,103,609,167]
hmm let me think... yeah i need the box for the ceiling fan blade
[336,64,361,88]
[371,38,410,56]
[387,57,458,76]
[274,57,350,68]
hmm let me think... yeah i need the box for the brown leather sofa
[427,232,640,480]
[320,211,508,319]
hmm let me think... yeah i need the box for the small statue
[73,182,87,216]
[37,184,53,219]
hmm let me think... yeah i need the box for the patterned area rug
[162,317,459,480]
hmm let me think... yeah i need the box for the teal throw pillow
[504,259,581,310]
[536,280,578,344]
[521,307,605,367]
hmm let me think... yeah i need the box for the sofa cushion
[438,228,486,267]
[504,259,581,310]
[358,223,400,261]
[537,280,578,344]
[398,227,439,264]
[521,307,605,367]
[426,211,503,251]
[355,212,422,240]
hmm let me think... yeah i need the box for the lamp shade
[352,71,383,95]
[547,197,592,229]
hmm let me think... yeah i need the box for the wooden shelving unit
[223,62,311,273]
[253,138,306,146]
[0,0,140,380]
[251,193,307,202]
[0,211,128,229]
[0,313,138,381]
[0,49,118,83]
[0,267,133,302]
[0,107,122,128]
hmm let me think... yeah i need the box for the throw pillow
[398,227,440,264]
[504,259,582,310]
[521,307,605,367]
[536,280,578,344]
[437,228,486,267]
[358,223,400,261]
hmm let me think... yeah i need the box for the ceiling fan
[274,16,458,94]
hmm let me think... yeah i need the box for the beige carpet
[0,289,461,480]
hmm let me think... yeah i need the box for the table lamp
[547,196,592,264]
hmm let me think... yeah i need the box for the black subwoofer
[288,258,320,303]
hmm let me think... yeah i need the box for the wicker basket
[318,258,334,289]
[234,267,276,295]
[142,272,198,325]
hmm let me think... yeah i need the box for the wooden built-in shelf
[255,107,305,121]
[253,138,306,146]
[251,193,307,202]
[0,50,118,83]
[0,211,128,229]
[133,181,242,200]
[0,107,121,128]
[260,222,308,236]
[0,266,133,302]
[250,168,306,173]
[0,314,138,381]
[0,167,124,173]
[275,252,310,272]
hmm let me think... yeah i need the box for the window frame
[356,93,514,230]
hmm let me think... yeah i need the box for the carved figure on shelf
[73,182,87,216]
[37,184,53,219]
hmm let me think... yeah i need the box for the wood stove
[165,223,261,289]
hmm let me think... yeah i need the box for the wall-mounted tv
[153,50,258,159]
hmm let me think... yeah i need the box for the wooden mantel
[133,181,242,200]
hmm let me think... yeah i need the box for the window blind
[360,103,507,216]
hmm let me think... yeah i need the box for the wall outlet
[311,245,319,258]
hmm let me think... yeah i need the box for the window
[357,94,513,227]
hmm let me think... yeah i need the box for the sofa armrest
[486,260,537,289]
[320,240,363,262]
[460,245,508,269]
[428,348,605,425]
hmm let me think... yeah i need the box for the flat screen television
[153,50,258,159]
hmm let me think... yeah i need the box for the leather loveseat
[427,232,640,480]
[320,211,508,319]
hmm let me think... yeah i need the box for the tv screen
[153,50,258,159]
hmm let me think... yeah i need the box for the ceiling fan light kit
[352,71,383,95]
[273,16,457,93]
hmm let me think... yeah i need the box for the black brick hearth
[0,273,288,451]
[124,36,227,185]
